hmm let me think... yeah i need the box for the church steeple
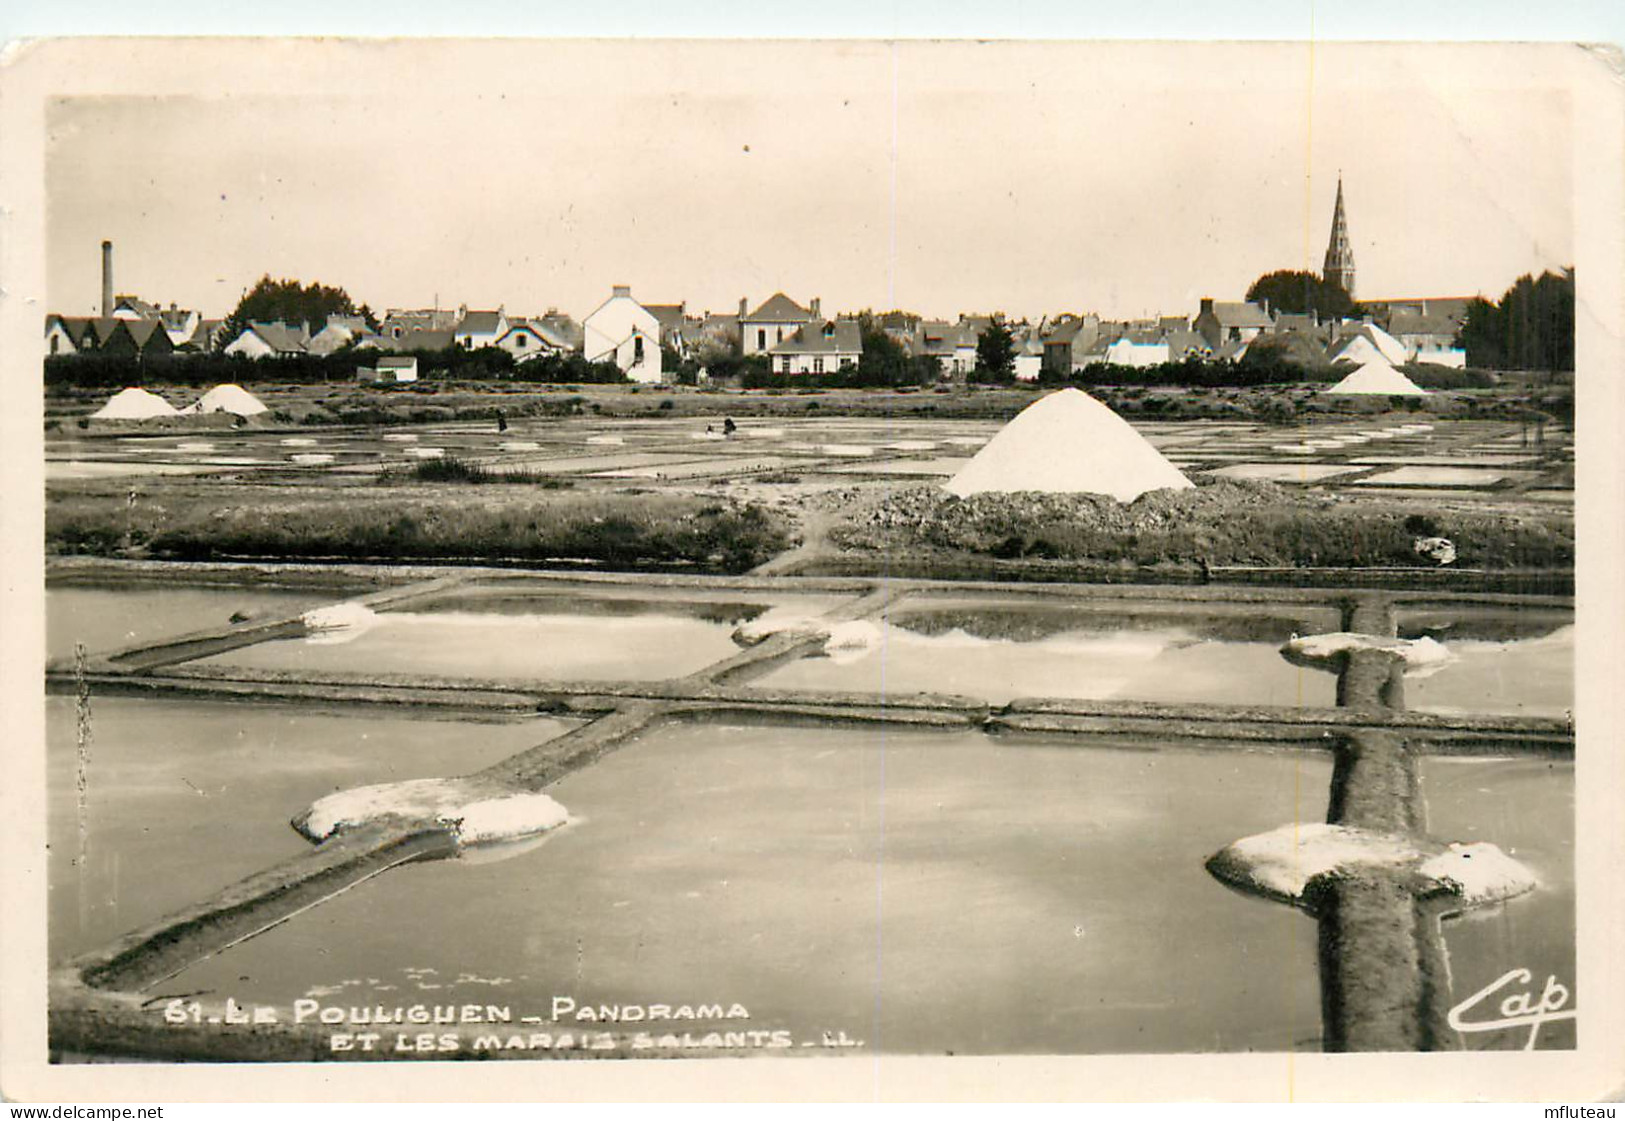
[1323,176,1356,300]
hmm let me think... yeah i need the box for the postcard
[1,36,1621,1104]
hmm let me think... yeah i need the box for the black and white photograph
[2,29,1622,1104]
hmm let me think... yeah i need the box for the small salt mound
[92,387,180,420]
[300,602,379,645]
[887,440,938,451]
[586,435,624,446]
[189,383,268,417]
[692,431,727,441]
[408,447,444,458]
[290,452,335,465]
[742,428,785,439]
[823,619,882,665]
[1324,359,1429,397]
[296,776,569,846]
[1281,632,1453,674]
[451,792,571,845]
[281,437,319,447]
[499,441,540,451]
[943,436,988,447]
[1418,842,1537,907]
[946,388,1193,502]
[1207,823,1535,914]
[1207,823,1423,906]
[731,613,828,646]
[176,441,216,452]
[382,433,418,442]
[820,444,873,457]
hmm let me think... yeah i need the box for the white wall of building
[1412,346,1467,369]
[771,351,858,375]
[1104,339,1170,367]
[742,320,809,355]
[584,292,664,384]
[45,321,78,356]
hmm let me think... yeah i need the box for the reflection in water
[1402,627,1573,719]
[45,697,576,960]
[165,724,1332,1054]
[1422,756,1575,1051]
[760,617,1336,708]
[47,585,342,661]
[196,597,845,683]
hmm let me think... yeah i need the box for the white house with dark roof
[913,319,982,375]
[454,308,510,350]
[159,306,202,346]
[767,318,862,375]
[380,308,459,340]
[1011,325,1044,381]
[44,314,81,356]
[111,295,160,320]
[531,310,583,352]
[495,320,568,360]
[1103,331,1171,367]
[741,293,821,355]
[368,356,420,382]
[308,316,378,355]
[224,321,308,358]
[1193,298,1275,351]
[583,285,663,384]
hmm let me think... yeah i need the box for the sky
[45,40,1576,324]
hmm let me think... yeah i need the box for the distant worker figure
[496,408,508,433]
[723,417,737,437]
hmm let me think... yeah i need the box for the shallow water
[1207,463,1362,483]
[1421,756,1575,1050]
[46,696,576,960]
[757,602,1341,708]
[46,585,346,662]
[197,594,849,683]
[1400,625,1572,720]
[163,722,1331,1054]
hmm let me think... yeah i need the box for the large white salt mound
[188,383,268,416]
[944,388,1193,502]
[92,387,181,420]
[1325,360,1430,397]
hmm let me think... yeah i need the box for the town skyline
[46,41,1574,323]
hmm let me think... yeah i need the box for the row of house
[47,282,1470,383]
[1031,297,1469,377]
[580,288,867,382]
[45,297,230,358]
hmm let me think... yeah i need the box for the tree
[223,275,362,340]
[974,316,1015,381]
[1245,270,1356,321]
[1458,269,1574,373]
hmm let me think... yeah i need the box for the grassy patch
[48,486,792,573]
[827,481,1573,571]
[375,455,567,486]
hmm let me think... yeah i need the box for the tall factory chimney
[101,240,113,318]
